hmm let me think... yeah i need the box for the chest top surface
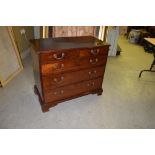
[30,36,109,53]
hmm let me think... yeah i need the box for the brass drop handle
[53,76,64,83]
[90,49,99,55]
[88,70,97,75]
[54,90,64,95]
[87,82,95,87]
[53,52,65,60]
[61,64,64,68]
[89,58,98,64]
[54,92,57,95]
[55,63,64,69]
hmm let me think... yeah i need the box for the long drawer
[42,66,105,90]
[44,77,103,103]
[41,59,78,75]
[40,47,108,63]
[41,55,107,75]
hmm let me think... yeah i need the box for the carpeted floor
[0,36,155,128]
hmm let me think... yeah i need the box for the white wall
[34,26,40,39]
[107,26,119,56]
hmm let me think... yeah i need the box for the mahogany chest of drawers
[30,36,110,112]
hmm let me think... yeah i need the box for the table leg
[139,57,155,78]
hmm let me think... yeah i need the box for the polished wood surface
[42,66,105,90]
[44,77,103,103]
[30,36,109,51]
[41,55,107,75]
[31,36,110,112]
[40,49,79,63]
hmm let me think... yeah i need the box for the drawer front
[79,47,109,58]
[44,77,103,103]
[41,59,79,75]
[40,49,79,63]
[42,66,105,90]
[78,55,107,69]
[41,55,107,75]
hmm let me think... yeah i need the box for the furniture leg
[41,105,50,112]
[150,58,155,70]
[139,56,155,78]
[139,69,155,78]
[97,89,103,96]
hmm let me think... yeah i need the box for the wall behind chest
[53,26,98,37]
[12,26,34,53]
[0,27,23,86]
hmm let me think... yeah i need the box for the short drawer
[79,47,109,58]
[40,49,79,63]
[44,77,103,103]
[78,55,107,69]
[42,66,105,90]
